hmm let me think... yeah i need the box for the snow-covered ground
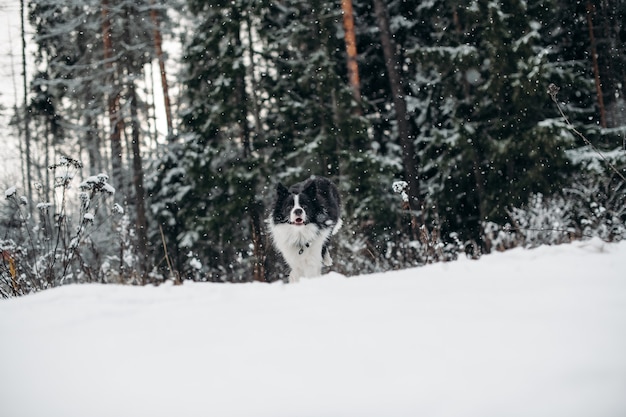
[1,238,625,417]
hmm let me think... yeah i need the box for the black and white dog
[268,176,342,282]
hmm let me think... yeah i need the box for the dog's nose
[294,208,303,216]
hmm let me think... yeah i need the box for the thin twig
[503,224,598,240]
[159,224,178,284]
[548,83,626,182]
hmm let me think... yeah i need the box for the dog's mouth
[293,217,305,225]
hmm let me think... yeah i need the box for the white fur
[332,218,343,236]
[268,219,334,283]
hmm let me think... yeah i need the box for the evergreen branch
[547,83,626,182]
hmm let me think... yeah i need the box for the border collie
[268,176,342,282]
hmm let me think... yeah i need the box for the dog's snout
[294,208,303,216]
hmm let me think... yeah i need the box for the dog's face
[274,183,317,226]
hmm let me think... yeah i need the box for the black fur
[272,177,341,227]
[269,176,342,280]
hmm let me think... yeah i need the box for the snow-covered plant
[392,181,409,204]
[376,180,462,268]
[507,193,576,248]
[565,176,626,242]
[114,213,142,285]
[1,157,122,297]
[486,174,625,252]
[482,221,521,252]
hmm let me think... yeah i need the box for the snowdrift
[1,238,626,417]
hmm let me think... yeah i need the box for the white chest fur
[269,222,333,282]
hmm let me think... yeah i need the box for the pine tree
[151,0,265,281]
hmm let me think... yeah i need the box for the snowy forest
[1,0,625,296]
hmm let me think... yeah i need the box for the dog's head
[273,181,318,226]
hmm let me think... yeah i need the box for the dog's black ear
[276,182,289,199]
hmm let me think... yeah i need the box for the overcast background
[0,1,31,179]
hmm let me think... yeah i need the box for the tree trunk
[250,199,266,282]
[313,3,340,178]
[586,1,607,128]
[373,0,420,215]
[245,11,263,141]
[8,16,27,201]
[243,11,267,281]
[119,4,150,282]
[232,8,251,156]
[232,9,266,281]
[149,0,174,139]
[341,0,361,109]
[147,61,159,156]
[129,85,149,283]
[20,0,33,210]
[454,7,486,239]
[84,113,100,176]
[101,0,124,198]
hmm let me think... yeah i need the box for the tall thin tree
[586,1,607,128]
[20,0,33,209]
[373,0,420,217]
[341,0,361,108]
[101,0,125,198]
[124,5,150,281]
[149,0,174,138]
[8,25,26,196]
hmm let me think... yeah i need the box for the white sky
[0,0,30,181]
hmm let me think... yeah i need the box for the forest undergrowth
[2,155,624,298]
